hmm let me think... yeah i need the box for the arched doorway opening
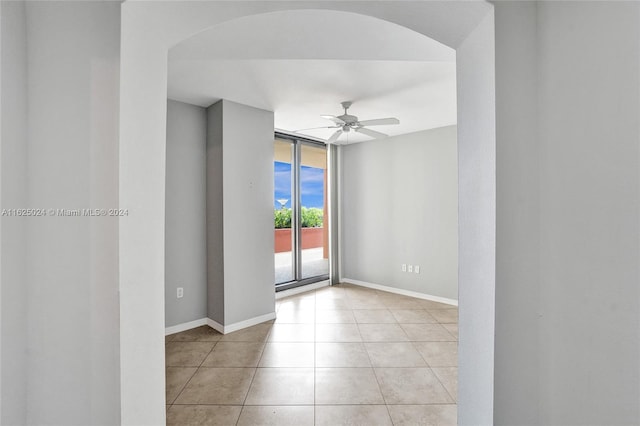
[119,2,495,424]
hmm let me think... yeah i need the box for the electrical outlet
[177,287,184,299]
[408,265,413,273]
[415,265,420,274]
[402,264,407,272]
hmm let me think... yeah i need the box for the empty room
[163,9,460,424]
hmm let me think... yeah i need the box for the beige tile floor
[165,283,458,425]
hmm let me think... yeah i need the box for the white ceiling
[168,10,457,144]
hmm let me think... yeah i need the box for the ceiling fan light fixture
[319,101,400,143]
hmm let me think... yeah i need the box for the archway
[119,2,495,424]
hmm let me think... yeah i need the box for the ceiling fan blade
[327,129,343,143]
[294,126,340,132]
[355,127,388,139]
[321,115,346,126]
[356,117,400,127]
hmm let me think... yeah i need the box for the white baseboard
[206,318,224,334]
[165,318,208,336]
[208,311,277,334]
[275,280,330,300]
[340,278,458,307]
[166,312,277,336]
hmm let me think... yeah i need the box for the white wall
[493,2,540,424]
[166,97,275,330]
[207,100,276,327]
[222,100,275,325]
[165,100,207,327]
[0,1,28,423]
[341,126,458,301]
[493,2,640,424]
[455,12,496,425]
[536,2,639,424]
[8,2,121,424]
[165,97,275,330]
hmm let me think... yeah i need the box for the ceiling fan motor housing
[311,101,399,143]
[338,114,359,126]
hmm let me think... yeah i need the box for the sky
[274,161,324,209]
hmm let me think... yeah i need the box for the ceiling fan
[296,101,400,143]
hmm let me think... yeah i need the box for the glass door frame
[275,132,330,292]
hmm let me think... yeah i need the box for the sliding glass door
[299,143,329,280]
[274,138,295,284]
[274,135,329,289]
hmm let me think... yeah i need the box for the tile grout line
[168,334,221,409]
[357,313,395,425]
[235,322,274,425]
[430,365,458,405]
[408,314,459,406]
